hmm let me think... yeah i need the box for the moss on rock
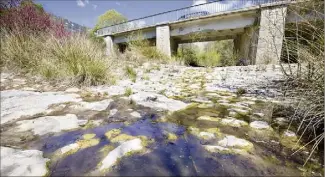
[166,132,177,141]
[197,116,221,122]
[77,138,100,149]
[83,133,96,140]
[110,134,136,143]
[99,145,115,154]
[138,135,154,147]
[105,129,121,139]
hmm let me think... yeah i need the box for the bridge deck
[96,0,291,36]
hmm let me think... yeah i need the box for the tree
[94,9,127,30]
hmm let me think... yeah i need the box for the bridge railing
[96,0,282,36]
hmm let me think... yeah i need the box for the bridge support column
[104,36,115,57]
[234,27,258,65]
[255,6,287,64]
[156,25,172,57]
[171,38,178,56]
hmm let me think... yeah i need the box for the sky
[35,0,197,28]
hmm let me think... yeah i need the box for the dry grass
[273,0,324,165]
[0,30,115,86]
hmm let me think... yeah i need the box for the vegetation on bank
[277,0,324,164]
[0,0,114,86]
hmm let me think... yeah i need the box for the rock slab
[0,147,49,176]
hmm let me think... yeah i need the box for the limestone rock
[283,130,296,137]
[1,90,81,124]
[21,87,37,91]
[129,92,187,111]
[60,143,79,155]
[218,135,253,149]
[130,111,141,118]
[220,118,248,127]
[274,117,289,126]
[65,87,80,93]
[197,116,221,122]
[109,109,118,117]
[0,147,49,176]
[16,114,81,135]
[250,121,270,129]
[199,132,216,139]
[204,145,230,152]
[99,138,143,171]
[253,113,265,118]
[72,99,112,111]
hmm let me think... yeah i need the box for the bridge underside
[105,5,288,65]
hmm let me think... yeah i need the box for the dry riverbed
[0,64,323,176]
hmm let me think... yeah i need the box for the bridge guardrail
[96,0,285,36]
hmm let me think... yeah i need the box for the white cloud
[115,1,121,6]
[92,4,97,10]
[85,0,89,4]
[76,0,85,7]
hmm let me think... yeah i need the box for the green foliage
[95,9,127,29]
[127,33,166,61]
[210,40,237,66]
[177,47,221,67]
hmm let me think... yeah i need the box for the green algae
[83,133,96,140]
[99,145,115,154]
[280,134,302,150]
[205,128,222,136]
[110,134,136,143]
[83,120,96,129]
[166,103,229,128]
[105,129,121,139]
[138,135,154,147]
[165,132,177,142]
[77,138,100,148]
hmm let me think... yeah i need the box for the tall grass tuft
[1,30,114,85]
[0,0,114,86]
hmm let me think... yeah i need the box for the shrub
[0,0,68,38]
[211,40,237,66]
[119,31,167,64]
[177,47,221,67]
[129,40,165,61]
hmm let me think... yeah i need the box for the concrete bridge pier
[233,27,258,65]
[254,6,287,64]
[104,36,116,57]
[156,25,178,57]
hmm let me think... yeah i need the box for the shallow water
[25,94,323,176]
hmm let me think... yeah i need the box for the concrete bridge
[96,0,301,64]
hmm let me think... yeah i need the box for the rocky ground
[0,64,323,176]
